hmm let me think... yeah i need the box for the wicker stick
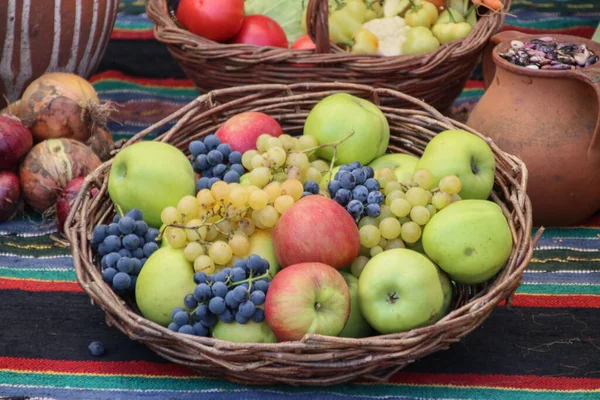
[146,0,511,110]
[65,83,537,386]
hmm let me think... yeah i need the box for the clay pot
[467,31,600,227]
[0,0,119,108]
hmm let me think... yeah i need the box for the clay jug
[0,0,120,109]
[467,31,600,227]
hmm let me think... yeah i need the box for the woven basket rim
[65,82,537,386]
[146,0,511,70]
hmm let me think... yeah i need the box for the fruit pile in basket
[89,92,514,343]
[172,0,503,56]
[0,72,114,231]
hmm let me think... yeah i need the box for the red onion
[19,138,101,213]
[56,176,98,234]
[0,115,33,170]
[0,171,21,222]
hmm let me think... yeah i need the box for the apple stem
[314,302,322,311]
[387,292,399,304]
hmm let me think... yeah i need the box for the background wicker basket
[66,82,537,387]
[146,0,511,110]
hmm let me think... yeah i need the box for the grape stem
[300,129,356,156]
[159,206,252,243]
[319,129,355,187]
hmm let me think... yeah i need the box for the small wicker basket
[66,82,537,386]
[146,0,510,110]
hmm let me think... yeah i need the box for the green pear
[368,153,420,183]
[422,200,513,285]
[212,320,278,343]
[319,165,341,190]
[416,130,496,200]
[135,246,197,326]
[339,271,373,338]
[108,141,196,228]
[303,93,390,166]
[432,266,454,322]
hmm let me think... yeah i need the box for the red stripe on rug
[501,294,600,308]
[111,30,156,40]
[0,357,193,377]
[89,70,194,88]
[3,356,600,390]
[387,372,600,390]
[0,278,83,293]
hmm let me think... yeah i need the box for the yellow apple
[368,153,420,183]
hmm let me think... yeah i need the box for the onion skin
[0,115,33,170]
[56,176,98,234]
[86,127,114,161]
[19,72,100,143]
[19,138,101,213]
[0,171,21,222]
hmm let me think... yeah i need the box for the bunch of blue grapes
[168,255,271,336]
[91,208,160,293]
[327,162,384,220]
[189,134,245,190]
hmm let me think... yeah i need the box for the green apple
[135,246,197,326]
[108,141,196,228]
[339,271,373,338]
[422,199,512,285]
[368,153,420,183]
[358,248,444,334]
[303,93,390,166]
[212,320,278,343]
[416,129,496,200]
[248,228,280,277]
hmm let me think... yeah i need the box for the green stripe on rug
[517,284,600,295]
[0,268,76,282]
[0,238,71,257]
[0,371,598,400]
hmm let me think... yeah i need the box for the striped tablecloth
[1,1,600,399]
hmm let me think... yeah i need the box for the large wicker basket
[146,0,510,110]
[66,82,537,386]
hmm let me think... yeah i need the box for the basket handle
[306,0,333,54]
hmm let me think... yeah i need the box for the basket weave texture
[66,83,536,387]
[146,0,510,110]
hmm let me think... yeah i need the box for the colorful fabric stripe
[2,1,600,399]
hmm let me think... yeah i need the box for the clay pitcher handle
[482,31,538,88]
[571,65,600,162]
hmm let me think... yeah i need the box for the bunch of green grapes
[351,168,463,278]
[159,179,305,275]
[241,134,330,188]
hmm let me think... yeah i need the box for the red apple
[272,195,360,269]
[264,262,350,342]
[215,112,283,153]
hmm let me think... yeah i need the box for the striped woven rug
[1,0,600,399]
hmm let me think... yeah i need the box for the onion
[56,176,98,234]
[0,171,21,222]
[1,100,22,118]
[86,127,115,161]
[19,72,109,143]
[19,138,102,213]
[0,115,33,170]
